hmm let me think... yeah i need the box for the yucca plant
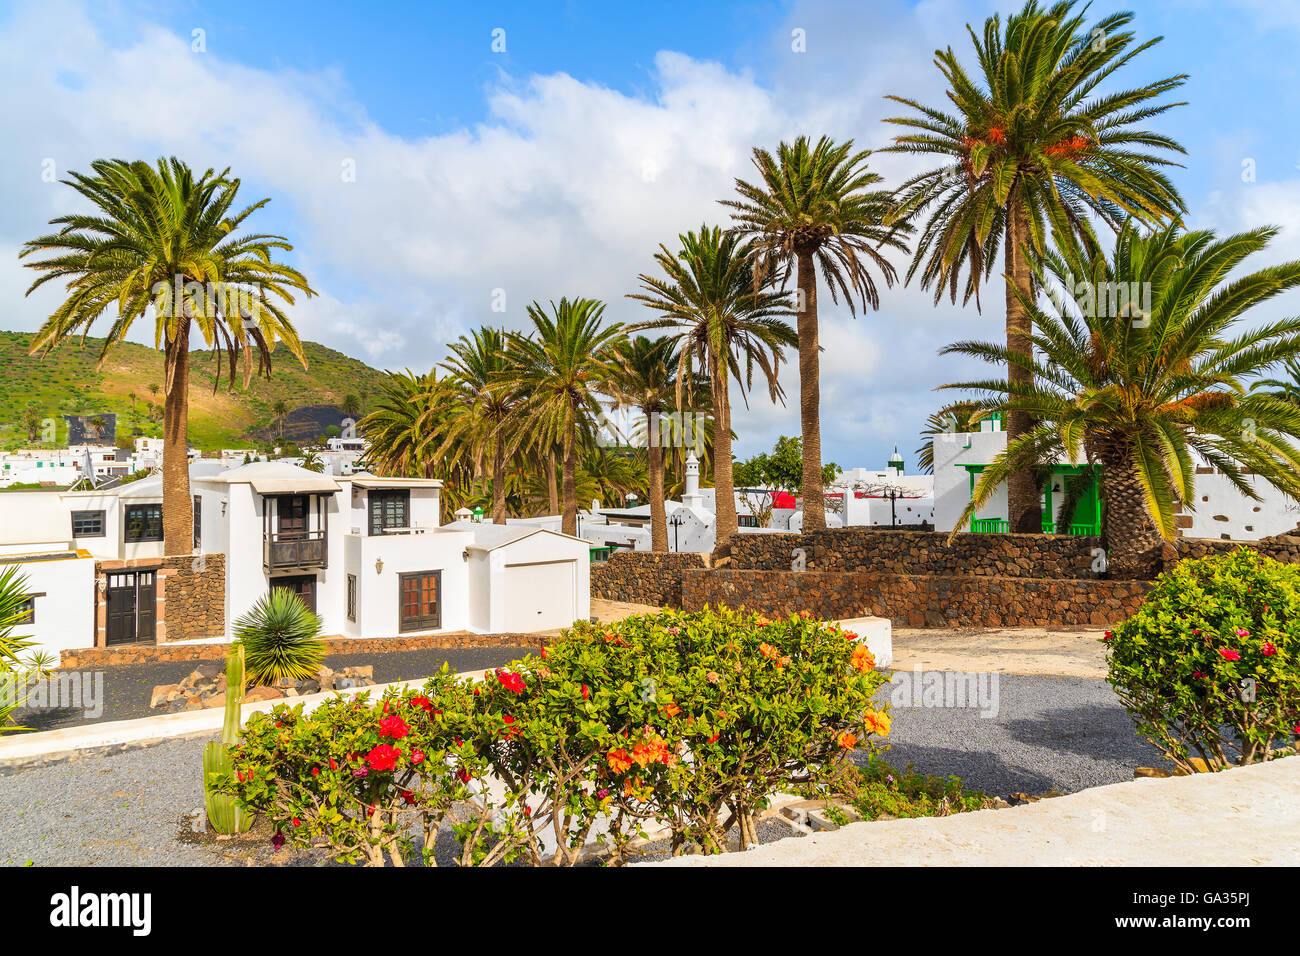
[234,588,326,685]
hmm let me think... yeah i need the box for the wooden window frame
[397,569,441,632]
[71,509,106,538]
[123,503,163,542]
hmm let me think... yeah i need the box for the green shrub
[826,754,991,820]
[1106,548,1300,771]
[234,588,327,685]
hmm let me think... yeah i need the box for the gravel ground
[0,673,1160,866]
[9,646,537,734]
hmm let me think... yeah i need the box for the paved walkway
[651,757,1300,866]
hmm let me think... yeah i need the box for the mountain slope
[0,330,393,451]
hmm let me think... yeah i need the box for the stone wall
[728,528,1101,579]
[681,569,1150,629]
[58,629,548,669]
[590,551,709,608]
[158,553,226,641]
[1173,534,1300,565]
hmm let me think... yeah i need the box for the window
[71,509,106,538]
[15,597,36,625]
[737,515,759,528]
[192,495,202,550]
[398,570,440,632]
[124,503,163,542]
[346,573,358,622]
[369,490,410,535]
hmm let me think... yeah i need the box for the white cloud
[0,0,1072,468]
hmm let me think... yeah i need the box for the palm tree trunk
[1096,436,1164,579]
[1005,197,1042,534]
[647,411,667,552]
[162,320,194,557]
[561,423,578,537]
[710,356,738,557]
[547,449,560,515]
[491,420,507,524]
[795,250,826,533]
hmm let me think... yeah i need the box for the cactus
[203,643,253,834]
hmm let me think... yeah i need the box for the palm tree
[21,158,314,555]
[341,393,362,420]
[884,0,1187,533]
[439,327,524,524]
[272,399,290,439]
[723,137,907,532]
[628,226,797,554]
[1251,357,1300,404]
[945,222,1300,578]
[507,299,624,537]
[915,401,985,474]
[604,335,682,550]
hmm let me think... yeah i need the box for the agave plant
[234,588,326,685]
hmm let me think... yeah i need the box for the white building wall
[0,553,96,664]
[932,430,1011,533]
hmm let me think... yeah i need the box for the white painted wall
[478,531,590,633]
[933,430,1011,533]
[0,553,96,664]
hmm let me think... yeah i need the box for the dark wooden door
[106,570,156,645]
[273,574,317,613]
[277,495,308,537]
[398,570,440,632]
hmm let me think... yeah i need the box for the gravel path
[0,673,1160,866]
[10,646,537,734]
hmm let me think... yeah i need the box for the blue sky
[4,0,1300,469]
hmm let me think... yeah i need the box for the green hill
[0,330,392,452]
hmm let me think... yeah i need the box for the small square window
[71,509,106,538]
[346,573,358,622]
[124,503,164,542]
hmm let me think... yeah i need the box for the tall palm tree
[723,137,907,532]
[21,158,314,555]
[507,299,625,536]
[439,327,524,524]
[272,399,290,439]
[884,0,1187,533]
[604,335,682,551]
[359,370,474,520]
[628,225,797,555]
[915,401,985,474]
[946,221,1300,578]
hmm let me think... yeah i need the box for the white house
[0,460,592,661]
[931,420,1299,539]
[0,548,96,663]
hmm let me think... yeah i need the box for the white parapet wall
[835,616,892,668]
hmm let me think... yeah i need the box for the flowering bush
[533,606,891,855]
[225,666,503,866]
[225,608,891,864]
[1105,548,1300,772]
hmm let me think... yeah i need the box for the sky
[3,0,1300,469]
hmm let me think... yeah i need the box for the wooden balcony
[263,530,328,571]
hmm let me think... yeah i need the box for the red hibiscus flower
[366,744,401,771]
[457,767,471,784]
[1261,643,1277,657]
[410,749,425,765]
[1219,648,1241,662]
[310,766,319,777]
[497,670,526,694]
[271,832,285,850]
[292,817,301,827]
[1102,630,1114,641]
[409,696,434,713]
[379,715,411,739]
[581,684,590,699]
